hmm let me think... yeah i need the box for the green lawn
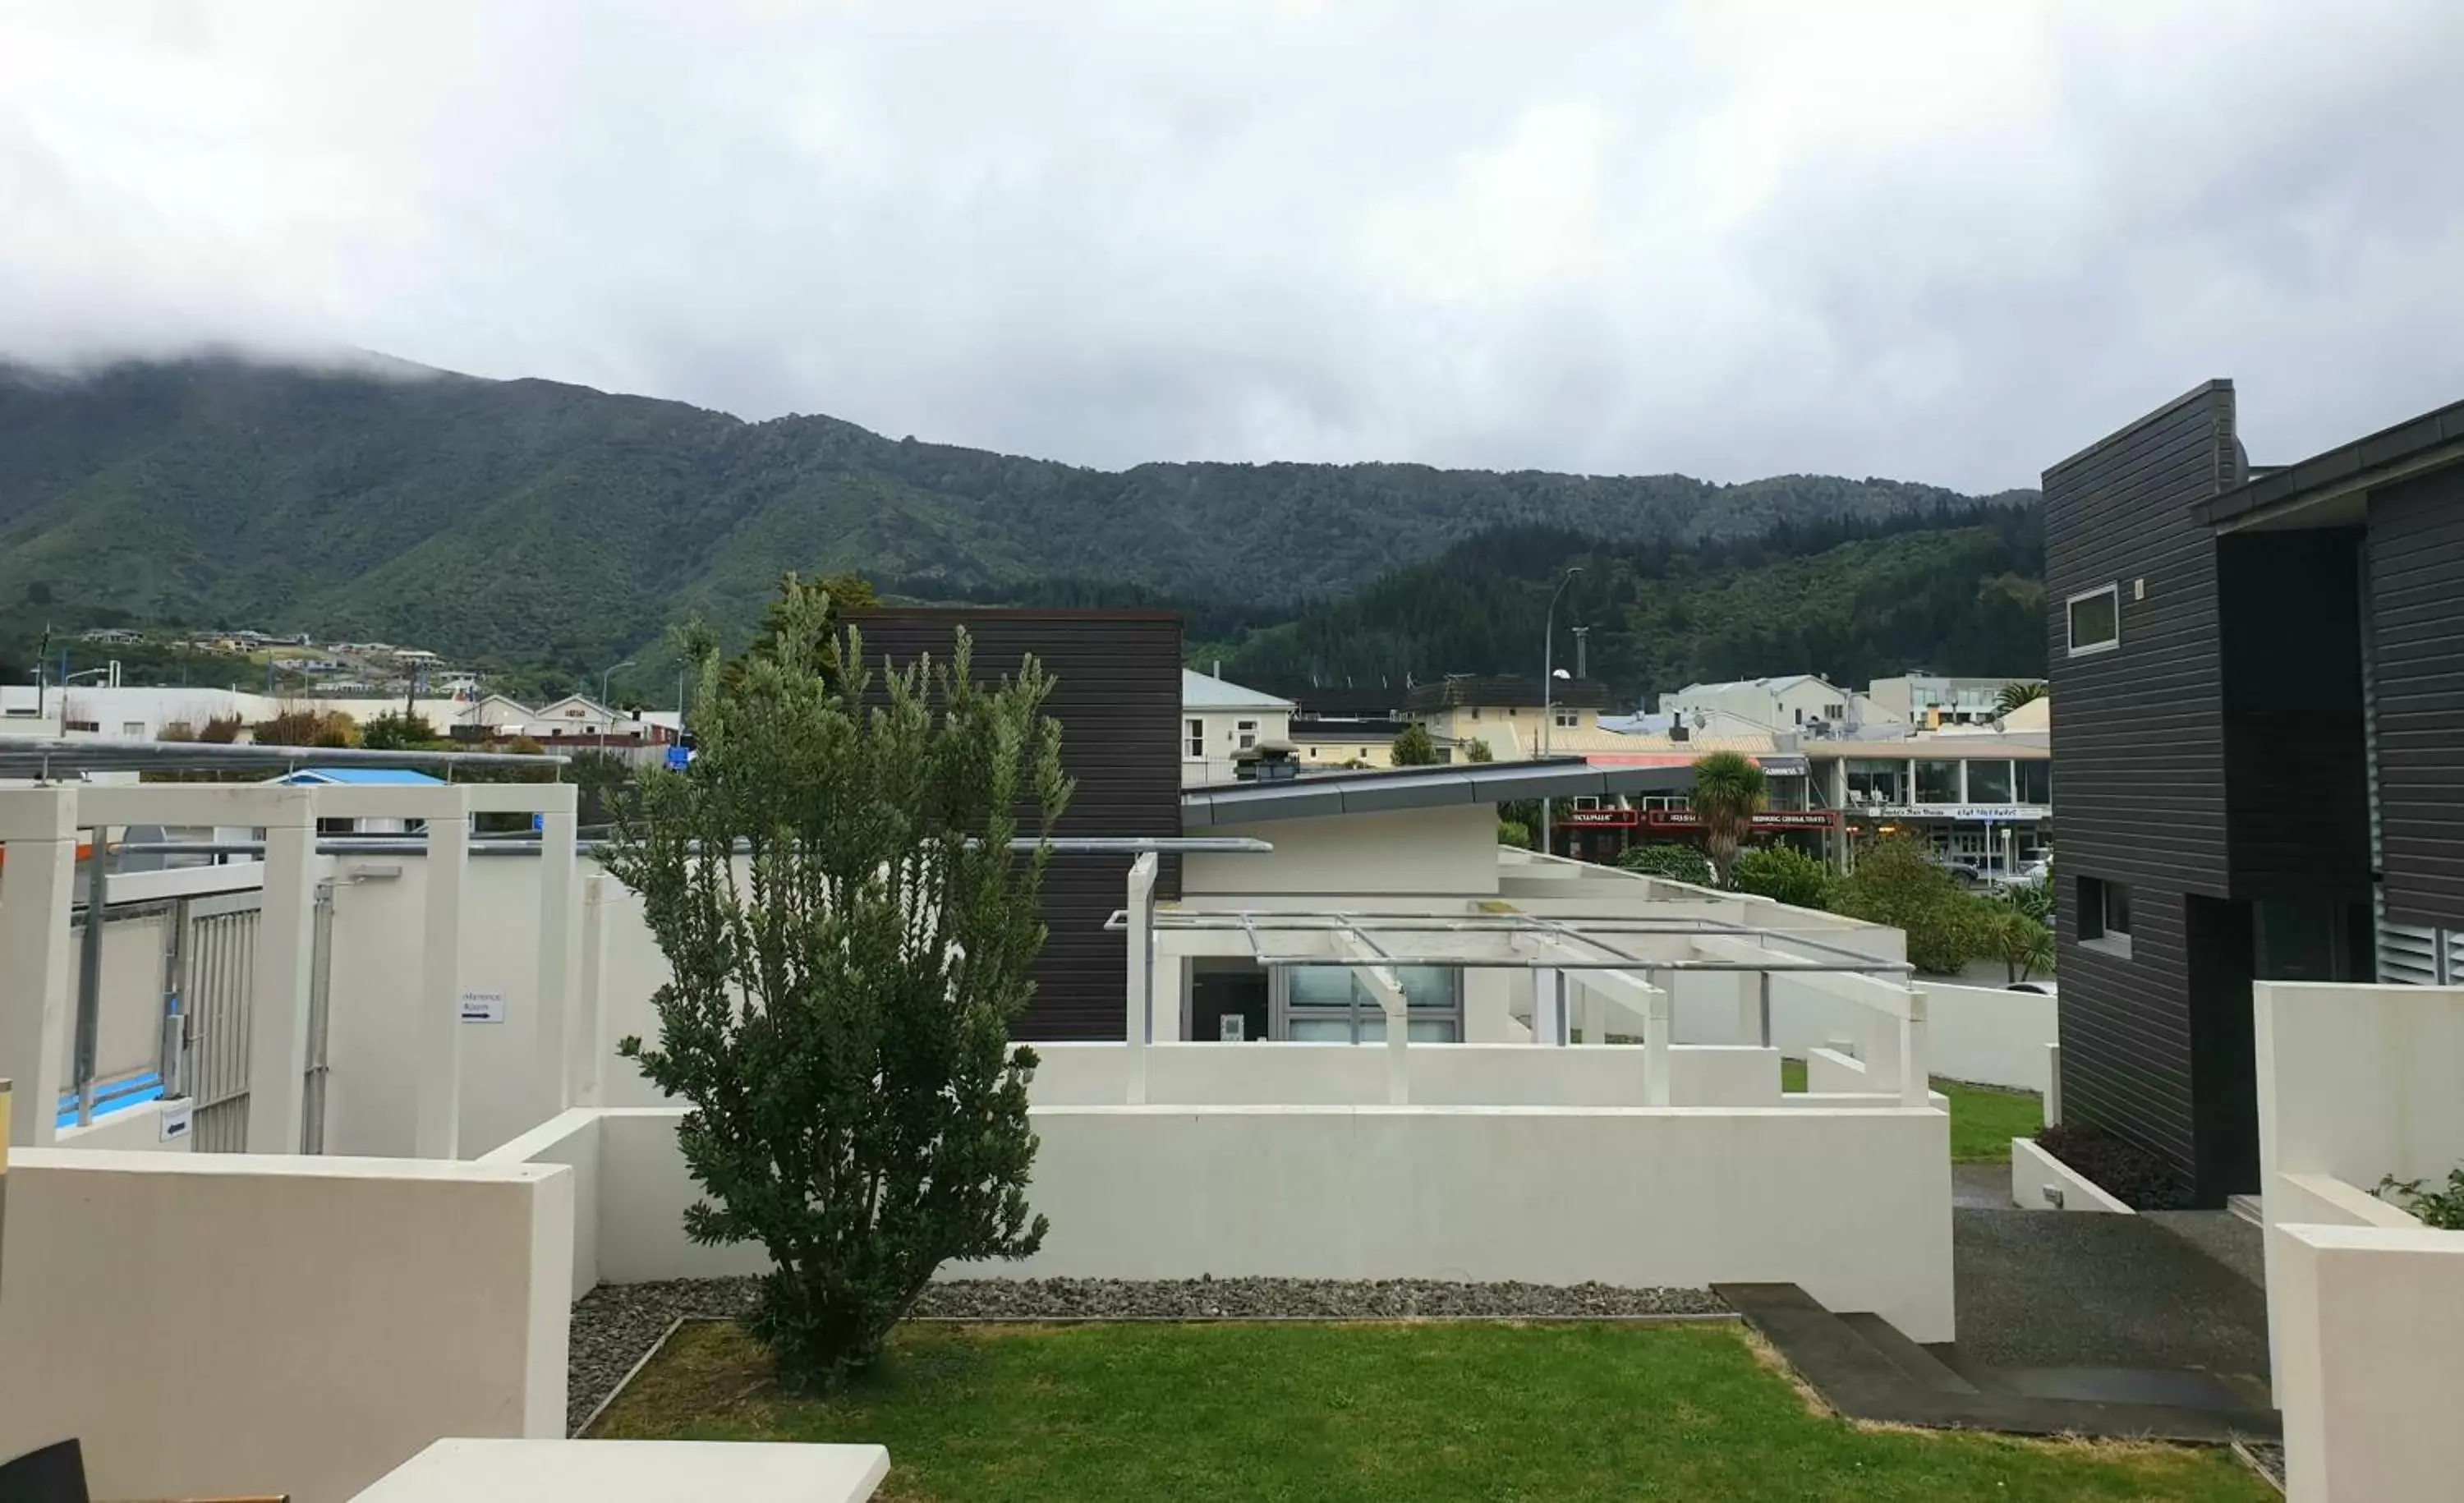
[595,1321,2268,1502]
[1780,1059,2041,1165]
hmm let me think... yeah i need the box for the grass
[594,1320,2271,1502]
[1779,1058,2041,1165]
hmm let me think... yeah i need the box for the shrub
[1832,838,1985,975]
[1980,903,2053,983]
[361,710,439,751]
[1464,739,1495,764]
[1390,722,1441,765]
[1496,817,1534,850]
[2377,1166,2464,1230]
[1618,842,1713,887]
[197,715,245,744]
[600,577,1059,1390]
[1689,752,1768,888]
[2034,1124,2186,1210]
[1731,845,1831,909]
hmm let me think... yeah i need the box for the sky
[3,0,2462,494]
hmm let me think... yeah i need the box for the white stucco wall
[51,1097,193,1152]
[2273,1222,2464,1503]
[1181,805,1502,897]
[484,1110,606,1302]
[1027,1041,1780,1108]
[2009,1136,2130,1213]
[585,1102,1953,1340]
[0,1150,571,1503]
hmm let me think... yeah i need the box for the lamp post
[1538,566,1583,854]
[600,660,637,707]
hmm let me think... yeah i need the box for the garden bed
[586,1317,2274,1501]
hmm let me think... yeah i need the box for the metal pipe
[112,835,1273,860]
[0,737,570,773]
[74,826,108,1126]
[159,895,189,1099]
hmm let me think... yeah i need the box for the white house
[1179,669,1294,786]
[1660,674,1852,733]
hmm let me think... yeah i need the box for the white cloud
[2,0,2461,491]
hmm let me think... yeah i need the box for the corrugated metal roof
[1182,758,1693,827]
[269,767,448,786]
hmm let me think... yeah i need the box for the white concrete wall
[483,1110,605,1302]
[2273,1222,2464,1503]
[1913,982,2055,1095]
[2255,979,2464,1464]
[589,1103,1954,1340]
[0,1150,571,1503]
[2010,1136,2130,1212]
[1027,1041,1780,1108]
[324,855,573,1156]
[1181,805,1503,897]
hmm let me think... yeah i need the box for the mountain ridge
[0,354,2039,678]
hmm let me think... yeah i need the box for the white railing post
[1898,986,1928,1108]
[1533,967,1565,1046]
[2043,1042,2062,1126]
[1580,979,1602,1046]
[1124,853,1156,1105]
[243,789,319,1154]
[1643,973,1672,1106]
[0,788,77,1147]
[572,874,611,1106]
[414,794,470,1158]
[532,790,578,1116]
[1385,986,1409,1105]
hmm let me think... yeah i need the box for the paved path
[1951,1208,2272,1377]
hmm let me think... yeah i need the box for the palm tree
[1996,680,2048,716]
[1689,751,1768,888]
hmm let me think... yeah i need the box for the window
[121,721,146,738]
[1235,719,1260,750]
[1825,703,1846,720]
[1845,759,1905,806]
[2016,760,2051,806]
[1186,718,1206,758]
[1914,760,1962,804]
[1554,708,1578,728]
[2067,584,2120,656]
[1965,760,2015,804]
[2080,876,2132,957]
[1281,964,1460,1042]
[1469,707,1482,721]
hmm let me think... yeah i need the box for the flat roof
[2198,393,2464,527]
[1182,757,1693,828]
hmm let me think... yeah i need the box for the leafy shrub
[1496,817,1534,850]
[2377,1167,2464,1230]
[1731,845,1831,909]
[361,710,439,751]
[2034,1124,2186,1210]
[1464,739,1495,764]
[1618,842,1713,887]
[1390,722,1441,765]
[197,715,244,744]
[1832,838,1986,975]
[601,578,1056,1390]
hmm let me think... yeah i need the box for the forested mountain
[1208,503,2046,706]
[0,356,2034,678]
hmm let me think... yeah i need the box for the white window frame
[1235,719,1260,750]
[1185,718,1206,758]
[2066,583,2121,657]
[1554,707,1579,729]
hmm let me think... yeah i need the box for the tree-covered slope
[1209,503,2047,704]
[0,356,2034,672]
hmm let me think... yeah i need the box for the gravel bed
[568,1275,1729,1434]
[2232,1440,2285,1493]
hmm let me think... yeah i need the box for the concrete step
[1721,1280,2281,1444]
[1837,1312,1980,1395]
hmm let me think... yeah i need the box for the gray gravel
[568,1275,1729,1434]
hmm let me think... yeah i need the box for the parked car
[2007,981,2057,996]
[1935,854,1987,888]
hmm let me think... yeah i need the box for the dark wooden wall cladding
[2365,466,2464,930]
[853,609,1184,1039]
[2042,383,2237,1193]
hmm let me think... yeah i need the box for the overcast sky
[4,1,2461,492]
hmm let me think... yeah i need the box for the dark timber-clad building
[2045,383,2464,1204]
[852,608,1184,1041]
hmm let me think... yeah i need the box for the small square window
[1235,719,1259,750]
[2080,876,2133,957]
[2067,584,2120,656]
[1555,708,1578,728]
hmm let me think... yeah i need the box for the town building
[1402,674,1616,761]
[1863,673,2041,729]
[1177,669,1294,785]
[2043,381,2464,1205]
[1661,674,1852,733]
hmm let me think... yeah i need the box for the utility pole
[1572,625,1591,683]
[1538,566,1584,854]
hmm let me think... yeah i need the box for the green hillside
[1209,504,2046,705]
[0,356,2035,679]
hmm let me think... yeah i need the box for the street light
[1538,566,1584,854]
[600,660,637,706]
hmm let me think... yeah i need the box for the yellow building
[1402,675,1616,761]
